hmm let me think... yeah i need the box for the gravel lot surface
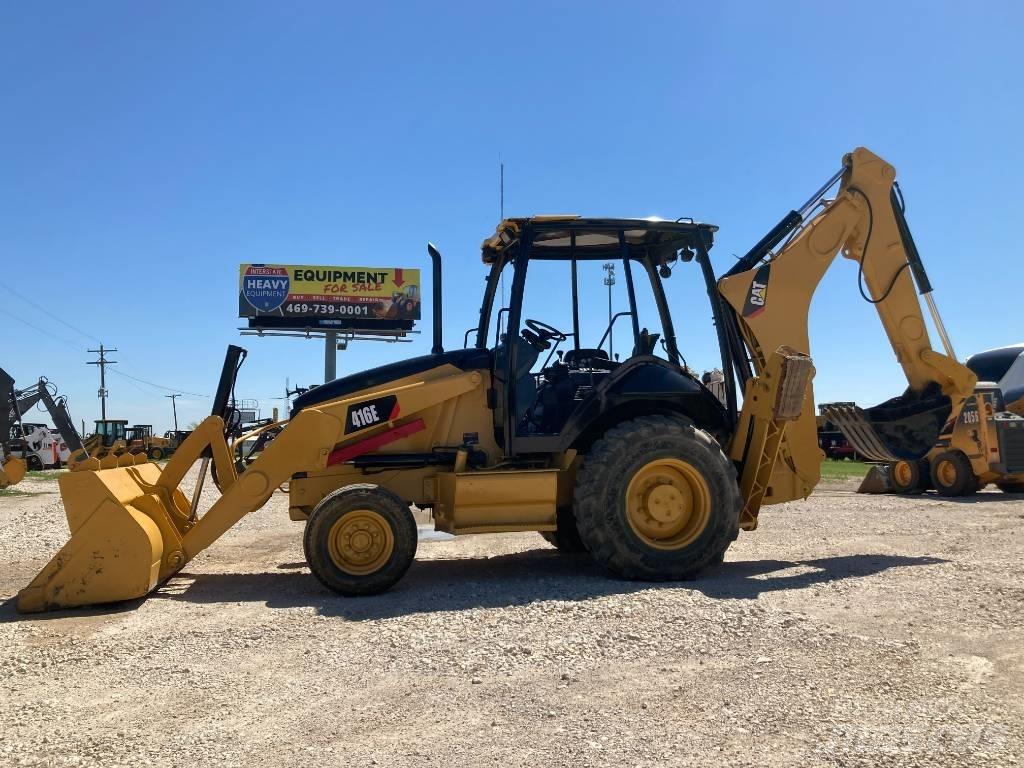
[1,469,1022,767]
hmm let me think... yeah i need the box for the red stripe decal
[327,418,425,466]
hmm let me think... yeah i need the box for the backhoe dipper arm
[0,367,16,456]
[1,373,86,454]
[717,148,976,511]
[1,371,86,485]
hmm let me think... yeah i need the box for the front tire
[930,451,979,497]
[574,415,740,581]
[304,485,417,596]
[889,459,927,494]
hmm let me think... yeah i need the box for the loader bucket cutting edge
[820,387,952,463]
[16,463,177,613]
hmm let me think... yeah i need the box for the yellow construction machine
[125,424,178,460]
[16,147,978,612]
[851,343,1024,495]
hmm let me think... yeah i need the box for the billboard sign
[239,264,421,330]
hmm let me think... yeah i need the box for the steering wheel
[521,318,567,351]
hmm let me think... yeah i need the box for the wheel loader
[125,424,177,460]
[16,147,978,613]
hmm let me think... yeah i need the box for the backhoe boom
[718,147,976,518]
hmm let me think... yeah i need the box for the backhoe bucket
[16,463,188,613]
[820,385,952,463]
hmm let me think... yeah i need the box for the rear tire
[539,506,588,553]
[574,414,740,581]
[304,485,417,596]
[889,459,927,494]
[930,451,979,497]
[148,447,165,460]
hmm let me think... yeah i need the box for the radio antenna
[499,157,506,316]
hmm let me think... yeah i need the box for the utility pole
[602,263,616,360]
[87,344,117,420]
[165,393,180,431]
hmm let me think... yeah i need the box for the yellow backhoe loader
[17,148,978,613]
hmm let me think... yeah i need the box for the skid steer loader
[854,343,1024,495]
[17,147,978,612]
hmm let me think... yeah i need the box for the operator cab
[93,419,128,447]
[474,216,733,454]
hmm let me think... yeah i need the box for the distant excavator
[1,369,87,487]
[0,370,158,488]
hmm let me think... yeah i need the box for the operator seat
[493,335,542,425]
[563,348,612,370]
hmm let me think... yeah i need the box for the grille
[999,425,1024,472]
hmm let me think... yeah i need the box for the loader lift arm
[718,148,976,525]
[17,344,485,611]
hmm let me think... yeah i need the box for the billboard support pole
[324,331,338,383]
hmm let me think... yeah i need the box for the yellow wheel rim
[625,458,711,550]
[936,459,958,487]
[152,449,163,460]
[327,510,394,576]
[893,461,914,487]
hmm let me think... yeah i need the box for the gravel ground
[1,469,1022,767]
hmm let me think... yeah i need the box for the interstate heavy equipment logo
[242,265,290,312]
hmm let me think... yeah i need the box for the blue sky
[2,2,1021,432]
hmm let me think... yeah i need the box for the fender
[558,356,729,451]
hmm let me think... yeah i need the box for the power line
[0,279,103,343]
[108,368,210,398]
[2,290,212,403]
[0,305,82,352]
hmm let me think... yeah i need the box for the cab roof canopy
[481,216,718,264]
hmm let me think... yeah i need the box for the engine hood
[291,347,491,416]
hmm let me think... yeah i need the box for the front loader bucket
[857,465,892,494]
[16,463,188,613]
[820,384,952,462]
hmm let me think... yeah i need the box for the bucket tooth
[821,385,951,462]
